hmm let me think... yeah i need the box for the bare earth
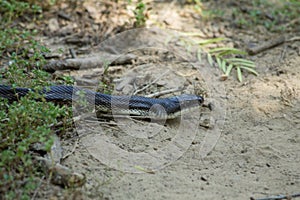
[37,1,299,199]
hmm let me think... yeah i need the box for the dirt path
[37,1,299,199]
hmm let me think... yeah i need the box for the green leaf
[209,47,247,56]
[194,37,226,45]
[237,67,242,82]
[207,53,213,66]
[197,49,202,62]
[134,165,155,174]
[221,60,227,73]
[225,64,233,76]
[231,62,256,68]
[239,66,259,76]
[226,58,255,68]
[225,58,255,65]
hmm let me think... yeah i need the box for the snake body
[0,85,204,119]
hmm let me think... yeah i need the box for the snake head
[168,94,204,110]
[172,94,204,106]
[160,94,204,119]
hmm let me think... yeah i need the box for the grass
[231,0,300,32]
[187,0,299,31]
[0,0,42,23]
[0,1,71,199]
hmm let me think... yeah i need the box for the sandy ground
[35,1,299,199]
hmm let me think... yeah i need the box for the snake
[0,85,204,119]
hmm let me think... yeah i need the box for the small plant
[187,0,204,14]
[0,0,72,199]
[231,0,300,32]
[97,60,114,94]
[201,39,257,82]
[0,96,70,199]
[0,0,42,23]
[207,47,257,82]
[179,34,257,82]
[57,75,75,85]
[133,0,147,27]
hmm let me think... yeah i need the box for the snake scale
[0,85,204,119]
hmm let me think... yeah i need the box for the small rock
[220,74,228,81]
[201,175,208,181]
[48,18,60,32]
[156,80,166,86]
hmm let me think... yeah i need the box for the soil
[32,1,299,199]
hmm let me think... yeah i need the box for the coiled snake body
[0,85,204,119]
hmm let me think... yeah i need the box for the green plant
[0,0,42,23]
[4,38,52,87]
[0,96,70,199]
[98,81,114,95]
[186,0,204,14]
[201,39,257,82]
[179,34,257,82]
[96,60,114,94]
[231,0,300,32]
[57,75,75,85]
[207,48,257,82]
[133,0,147,27]
[0,1,72,199]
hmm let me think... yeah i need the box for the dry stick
[133,70,169,95]
[62,139,79,160]
[286,36,300,42]
[246,36,300,56]
[69,48,77,58]
[253,192,300,200]
[279,45,287,62]
[145,88,181,98]
[57,11,72,21]
[43,54,137,72]
[247,36,286,55]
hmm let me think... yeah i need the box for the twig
[31,176,45,200]
[253,192,300,200]
[247,36,286,55]
[279,45,287,62]
[133,70,169,95]
[286,36,300,42]
[57,11,72,21]
[145,88,181,98]
[69,48,77,58]
[62,139,79,160]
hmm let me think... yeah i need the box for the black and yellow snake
[0,85,204,119]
